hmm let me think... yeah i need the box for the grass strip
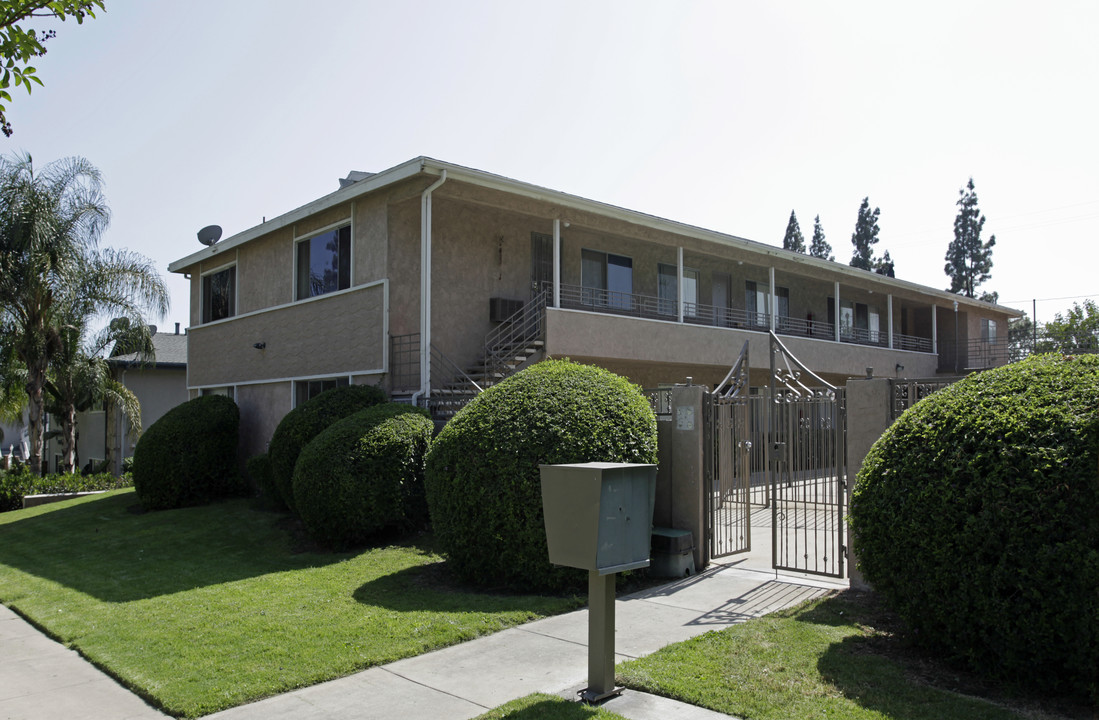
[0,489,581,718]
[472,693,629,719]
[616,592,1047,720]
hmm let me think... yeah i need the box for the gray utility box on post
[540,462,657,704]
[540,462,658,574]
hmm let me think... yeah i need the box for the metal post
[953,300,959,373]
[1032,298,1037,354]
[583,571,619,702]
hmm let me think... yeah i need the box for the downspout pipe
[411,169,448,408]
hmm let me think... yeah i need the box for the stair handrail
[482,288,549,382]
[431,343,482,395]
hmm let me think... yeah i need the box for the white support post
[834,281,841,343]
[887,294,894,349]
[553,219,561,308]
[677,247,684,323]
[932,304,938,354]
[769,266,776,332]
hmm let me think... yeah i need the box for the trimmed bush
[851,354,1099,702]
[267,384,387,513]
[132,394,244,510]
[425,359,657,593]
[292,403,433,549]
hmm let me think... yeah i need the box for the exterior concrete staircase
[427,290,548,424]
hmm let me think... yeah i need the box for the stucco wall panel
[235,382,291,460]
[545,308,939,385]
[237,226,294,313]
[188,283,385,387]
[386,198,422,338]
[354,193,388,284]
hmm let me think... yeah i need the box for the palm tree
[0,153,167,474]
[46,311,154,474]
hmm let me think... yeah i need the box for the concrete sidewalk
[1,563,844,720]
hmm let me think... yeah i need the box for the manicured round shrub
[267,384,386,513]
[292,403,433,549]
[425,359,657,593]
[132,394,244,510]
[851,354,1099,702]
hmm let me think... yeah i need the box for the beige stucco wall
[187,282,386,387]
[545,308,940,390]
[235,382,291,460]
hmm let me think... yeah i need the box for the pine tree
[944,178,995,298]
[782,210,806,253]
[849,197,881,270]
[874,250,895,277]
[809,215,833,261]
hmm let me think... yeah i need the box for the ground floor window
[294,376,349,407]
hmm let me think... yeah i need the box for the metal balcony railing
[556,282,934,353]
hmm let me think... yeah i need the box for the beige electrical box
[540,462,657,575]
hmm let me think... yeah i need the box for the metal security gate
[709,343,752,558]
[769,332,847,578]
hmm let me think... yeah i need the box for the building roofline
[168,156,1023,317]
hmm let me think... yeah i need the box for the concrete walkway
[1,563,845,720]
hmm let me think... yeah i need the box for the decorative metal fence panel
[891,377,963,420]
[770,386,847,578]
[709,395,752,558]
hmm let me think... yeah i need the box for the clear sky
[8,0,1098,332]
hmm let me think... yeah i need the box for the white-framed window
[746,282,789,328]
[981,318,997,342]
[202,386,236,400]
[295,224,351,301]
[658,264,698,317]
[581,249,633,309]
[294,376,349,407]
[201,264,236,323]
[658,264,677,315]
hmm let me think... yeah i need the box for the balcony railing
[938,337,1013,372]
[556,282,933,353]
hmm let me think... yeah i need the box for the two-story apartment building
[169,157,1021,458]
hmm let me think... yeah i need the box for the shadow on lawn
[476,697,607,720]
[0,490,346,602]
[353,561,583,613]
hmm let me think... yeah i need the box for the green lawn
[0,490,581,718]
[472,693,628,719]
[616,592,1079,720]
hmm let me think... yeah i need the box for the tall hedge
[292,403,433,549]
[267,384,386,512]
[425,359,657,593]
[132,394,244,510]
[850,354,1099,702]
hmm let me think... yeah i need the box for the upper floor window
[658,264,699,317]
[296,225,351,300]
[746,281,787,327]
[581,250,633,309]
[202,265,236,323]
